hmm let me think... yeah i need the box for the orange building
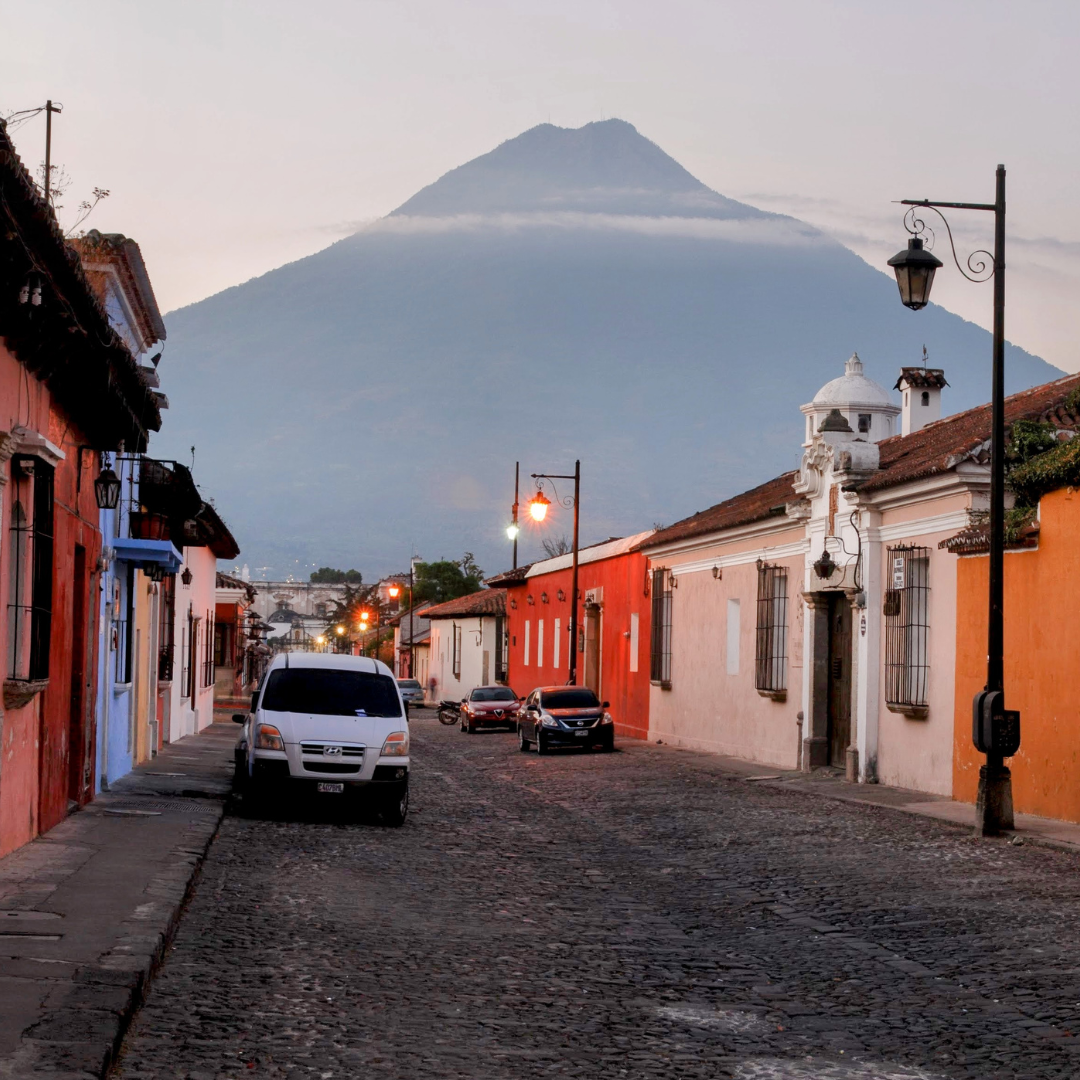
[952,483,1080,822]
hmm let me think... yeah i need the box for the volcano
[153,120,1059,576]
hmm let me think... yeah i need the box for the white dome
[812,353,893,408]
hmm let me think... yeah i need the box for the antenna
[43,100,62,206]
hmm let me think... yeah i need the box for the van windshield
[261,669,402,717]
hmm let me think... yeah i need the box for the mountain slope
[154,120,1060,576]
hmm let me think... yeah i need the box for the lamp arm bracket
[530,474,576,509]
[902,203,994,284]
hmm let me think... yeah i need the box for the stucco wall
[428,616,496,701]
[872,511,962,796]
[169,546,218,739]
[953,488,1080,820]
[647,528,806,767]
[505,551,651,739]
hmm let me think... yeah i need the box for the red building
[491,532,655,740]
[0,122,162,855]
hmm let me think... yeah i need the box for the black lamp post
[528,461,581,685]
[889,165,1018,836]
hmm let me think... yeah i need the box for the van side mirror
[250,690,260,711]
[232,713,246,724]
[602,701,610,709]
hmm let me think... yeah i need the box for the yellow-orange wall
[953,488,1080,820]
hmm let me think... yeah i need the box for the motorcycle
[437,699,461,726]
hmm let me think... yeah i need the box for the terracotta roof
[861,371,1080,494]
[422,588,507,619]
[638,472,798,550]
[0,120,162,448]
[896,367,948,390]
[216,571,257,600]
[485,565,532,586]
[939,520,1039,555]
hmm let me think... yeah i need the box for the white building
[423,589,508,703]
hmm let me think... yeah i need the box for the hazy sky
[4,0,1080,371]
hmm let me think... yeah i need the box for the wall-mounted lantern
[94,466,122,510]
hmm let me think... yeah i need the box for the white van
[233,653,410,825]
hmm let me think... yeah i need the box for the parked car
[460,685,521,733]
[397,678,425,708]
[233,653,410,825]
[517,686,614,753]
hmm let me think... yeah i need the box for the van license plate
[317,782,345,793]
[575,730,589,737]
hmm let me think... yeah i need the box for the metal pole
[408,563,415,679]
[512,462,519,570]
[44,100,53,205]
[567,460,581,685]
[976,164,1014,834]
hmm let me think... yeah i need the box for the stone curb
[8,809,224,1079]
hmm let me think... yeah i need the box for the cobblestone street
[114,718,1080,1080]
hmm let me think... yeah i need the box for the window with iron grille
[649,568,672,686]
[884,546,930,712]
[452,622,462,679]
[7,457,54,682]
[755,563,788,694]
[494,615,507,682]
[158,574,175,681]
[181,609,194,699]
[201,610,216,688]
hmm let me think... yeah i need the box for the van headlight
[601,713,613,725]
[381,731,410,757]
[255,724,284,751]
[541,714,559,728]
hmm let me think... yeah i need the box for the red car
[460,686,521,733]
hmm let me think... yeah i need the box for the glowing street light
[528,490,551,522]
[388,582,401,600]
[335,625,345,636]
[506,522,520,541]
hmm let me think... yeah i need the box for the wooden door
[584,605,601,696]
[827,594,852,768]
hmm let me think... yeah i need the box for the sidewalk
[0,722,235,1079]
[662,743,1080,853]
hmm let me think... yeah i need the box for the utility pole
[512,462,519,570]
[43,100,62,206]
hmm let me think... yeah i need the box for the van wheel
[380,780,409,827]
[518,724,530,752]
[536,732,547,756]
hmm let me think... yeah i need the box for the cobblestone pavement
[114,719,1080,1080]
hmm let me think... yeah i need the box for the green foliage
[1065,384,1080,415]
[1005,421,1060,478]
[414,553,485,605]
[309,567,363,584]
[1009,436,1080,509]
[1003,505,1038,544]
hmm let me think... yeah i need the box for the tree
[541,535,572,558]
[310,567,363,584]
[414,553,485,605]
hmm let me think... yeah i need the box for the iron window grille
[7,457,54,683]
[650,567,672,687]
[452,622,462,679]
[158,574,175,681]
[201,610,216,688]
[884,546,930,713]
[755,563,788,695]
[181,609,194,699]
[494,615,508,683]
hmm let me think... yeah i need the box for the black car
[517,686,614,754]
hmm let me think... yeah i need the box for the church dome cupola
[801,353,900,445]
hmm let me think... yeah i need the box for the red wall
[505,550,652,739]
[0,344,103,855]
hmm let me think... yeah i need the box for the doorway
[826,593,852,768]
[583,603,601,696]
[67,545,88,804]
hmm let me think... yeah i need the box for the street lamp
[387,575,416,677]
[529,461,581,685]
[890,165,1018,836]
[94,464,122,510]
[528,490,551,522]
[507,461,520,569]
